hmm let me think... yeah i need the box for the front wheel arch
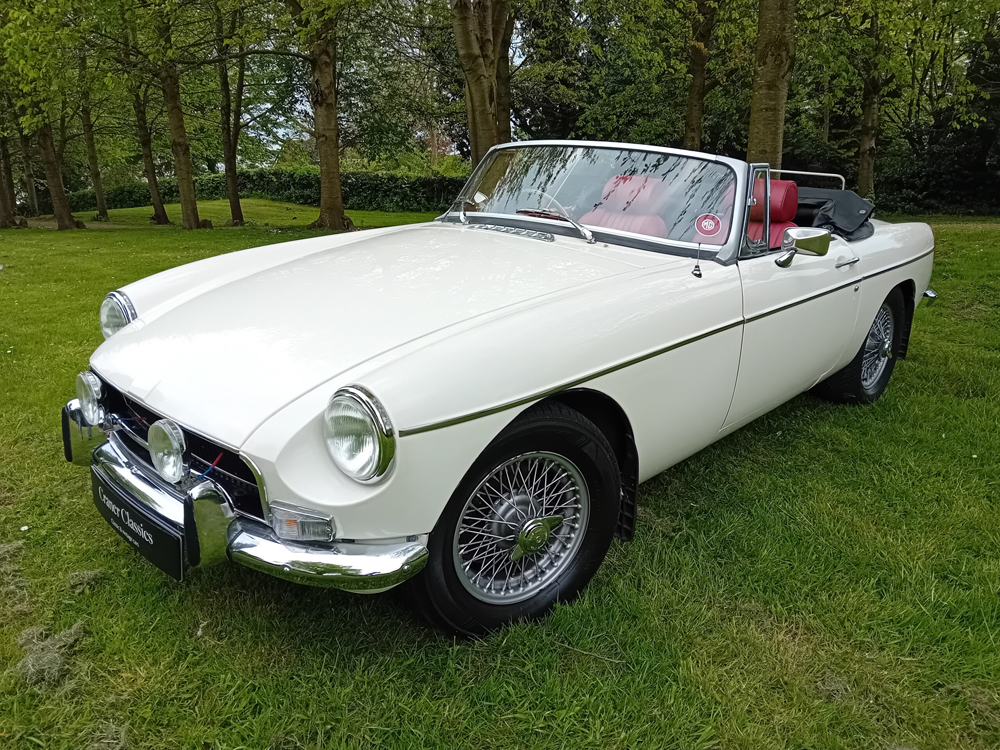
[544,389,638,541]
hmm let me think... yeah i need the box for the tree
[0,119,15,227]
[133,85,171,224]
[156,10,204,229]
[16,123,39,216]
[213,0,246,225]
[746,0,796,168]
[684,0,721,150]
[450,0,512,165]
[79,53,109,220]
[284,0,349,230]
[0,0,82,229]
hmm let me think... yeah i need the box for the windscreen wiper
[516,207,595,244]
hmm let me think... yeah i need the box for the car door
[723,168,862,431]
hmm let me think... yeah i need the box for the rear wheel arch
[543,388,638,541]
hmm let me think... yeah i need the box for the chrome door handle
[835,256,860,268]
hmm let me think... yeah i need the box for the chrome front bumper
[62,400,428,591]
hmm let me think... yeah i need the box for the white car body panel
[92,224,639,448]
[87,150,934,544]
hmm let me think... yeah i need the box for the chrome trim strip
[397,248,935,437]
[745,278,859,324]
[115,419,149,449]
[862,248,934,280]
[398,320,744,436]
[239,453,270,518]
[469,223,555,242]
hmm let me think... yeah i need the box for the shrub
[65,168,466,215]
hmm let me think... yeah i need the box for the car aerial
[62,140,937,636]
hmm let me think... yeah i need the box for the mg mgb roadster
[62,140,936,635]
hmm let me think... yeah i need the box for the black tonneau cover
[796,187,875,242]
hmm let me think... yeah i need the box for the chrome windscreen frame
[438,139,751,266]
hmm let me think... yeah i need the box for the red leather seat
[580,176,668,238]
[748,179,798,248]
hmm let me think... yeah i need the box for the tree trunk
[857,78,879,198]
[0,135,13,228]
[159,61,202,229]
[0,177,12,228]
[284,0,347,230]
[856,12,881,199]
[450,0,511,165]
[821,94,830,143]
[746,0,797,168]
[36,124,76,230]
[216,12,245,226]
[495,13,514,144]
[80,56,108,220]
[308,37,348,230]
[683,0,718,151]
[429,120,439,166]
[18,130,39,216]
[0,136,17,222]
[133,92,169,224]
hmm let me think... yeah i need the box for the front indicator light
[269,503,334,542]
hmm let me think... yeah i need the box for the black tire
[404,402,621,637]
[815,286,906,405]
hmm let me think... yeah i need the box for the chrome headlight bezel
[323,385,396,483]
[100,291,137,339]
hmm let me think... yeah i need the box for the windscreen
[458,145,737,246]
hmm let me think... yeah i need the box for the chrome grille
[98,378,265,520]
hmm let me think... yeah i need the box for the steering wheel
[524,188,571,217]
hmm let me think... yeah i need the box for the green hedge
[65,167,466,215]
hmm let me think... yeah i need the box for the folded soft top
[796,187,876,242]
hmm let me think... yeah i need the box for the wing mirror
[775,227,832,267]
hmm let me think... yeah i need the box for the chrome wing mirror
[774,227,832,267]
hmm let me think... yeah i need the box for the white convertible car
[62,141,936,635]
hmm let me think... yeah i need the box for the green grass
[1,211,998,749]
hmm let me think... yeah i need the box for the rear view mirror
[775,227,832,267]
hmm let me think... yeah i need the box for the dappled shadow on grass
[181,561,440,658]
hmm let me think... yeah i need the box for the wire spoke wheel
[861,302,894,391]
[453,451,590,604]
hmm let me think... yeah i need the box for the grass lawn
[1,210,998,749]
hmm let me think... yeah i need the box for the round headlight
[323,386,395,482]
[148,419,187,483]
[100,292,136,339]
[75,371,103,425]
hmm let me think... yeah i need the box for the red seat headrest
[597,176,666,212]
[751,179,798,223]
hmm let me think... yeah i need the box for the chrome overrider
[62,398,429,590]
